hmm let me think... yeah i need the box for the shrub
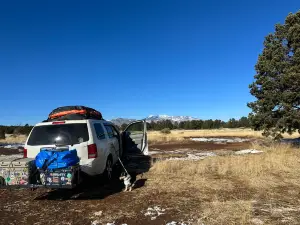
[0,128,5,140]
[160,128,171,134]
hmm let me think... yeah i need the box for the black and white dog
[119,171,137,192]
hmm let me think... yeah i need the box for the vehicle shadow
[34,176,148,201]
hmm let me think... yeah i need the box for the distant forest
[0,117,250,139]
[119,117,251,131]
[0,124,34,139]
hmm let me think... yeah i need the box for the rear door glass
[104,125,114,138]
[94,123,106,140]
[27,123,89,146]
[111,126,119,136]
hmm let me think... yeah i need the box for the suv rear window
[27,123,89,146]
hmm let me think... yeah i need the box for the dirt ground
[0,138,256,225]
[0,147,20,155]
[150,140,251,151]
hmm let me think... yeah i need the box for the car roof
[35,119,108,126]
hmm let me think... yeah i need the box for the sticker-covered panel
[0,167,29,185]
[39,167,78,186]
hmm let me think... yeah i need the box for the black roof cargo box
[46,106,103,121]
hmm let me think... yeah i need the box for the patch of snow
[0,144,24,149]
[251,218,264,225]
[143,206,166,220]
[194,152,217,157]
[235,149,263,155]
[191,137,250,143]
[272,207,299,213]
[167,152,216,161]
[148,151,161,155]
[91,220,100,225]
[0,154,23,159]
[166,222,188,225]
[93,211,102,216]
[105,223,127,225]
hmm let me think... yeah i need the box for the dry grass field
[148,142,300,224]
[148,128,300,144]
[0,134,27,144]
[1,129,300,224]
[1,128,299,145]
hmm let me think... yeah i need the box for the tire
[104,157,113,181]
[0,176,5,186]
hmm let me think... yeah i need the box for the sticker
[67,173,72,178]
[53,177,59,183]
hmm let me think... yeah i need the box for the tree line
[0,116,250,140]
[0,124,34,139]
[118,117,250,131]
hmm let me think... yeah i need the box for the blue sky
[0,1,299,125]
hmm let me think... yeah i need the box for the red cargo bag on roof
[47,106,103,121]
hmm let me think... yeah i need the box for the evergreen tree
[248,11,300,139]
[0,128,5,140]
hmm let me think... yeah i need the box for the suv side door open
[122,120,148,156]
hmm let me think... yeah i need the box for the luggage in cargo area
[0,157,37,187]
[47,105,103,121]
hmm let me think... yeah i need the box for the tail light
[88,144,97,158]
[23,148,27,158]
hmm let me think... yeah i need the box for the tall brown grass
[0,134,27,144]
[148,128,300,144]
[147,143,300,224]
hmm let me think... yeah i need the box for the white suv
[24,119,148,179]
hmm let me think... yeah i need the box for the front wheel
[104,158,113,181]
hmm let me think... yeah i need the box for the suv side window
[94,123,106,140]
[104,125,114,138]
[111,125,119,136]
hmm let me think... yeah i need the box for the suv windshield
[27,123,89,146]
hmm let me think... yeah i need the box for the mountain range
[110,115,198,126]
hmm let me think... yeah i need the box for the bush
[0,128,5,140]
[160,128,171,134]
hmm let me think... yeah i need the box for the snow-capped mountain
[145,115,197,122]
[109,118,137,126]
[110,115,198,126]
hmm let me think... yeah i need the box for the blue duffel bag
[35,149,79,170]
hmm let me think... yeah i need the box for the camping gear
[35,149,80,170]
[35,149,81,188]
[0,157,37,186]
[39,164,80,188]
[47,106,103,121]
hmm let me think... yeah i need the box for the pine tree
[0,128,5,140]
[248,11,300,139]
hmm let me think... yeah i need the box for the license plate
[40,147,56,151]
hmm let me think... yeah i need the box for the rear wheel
[0,177,5,186]
[104,157,113,181]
